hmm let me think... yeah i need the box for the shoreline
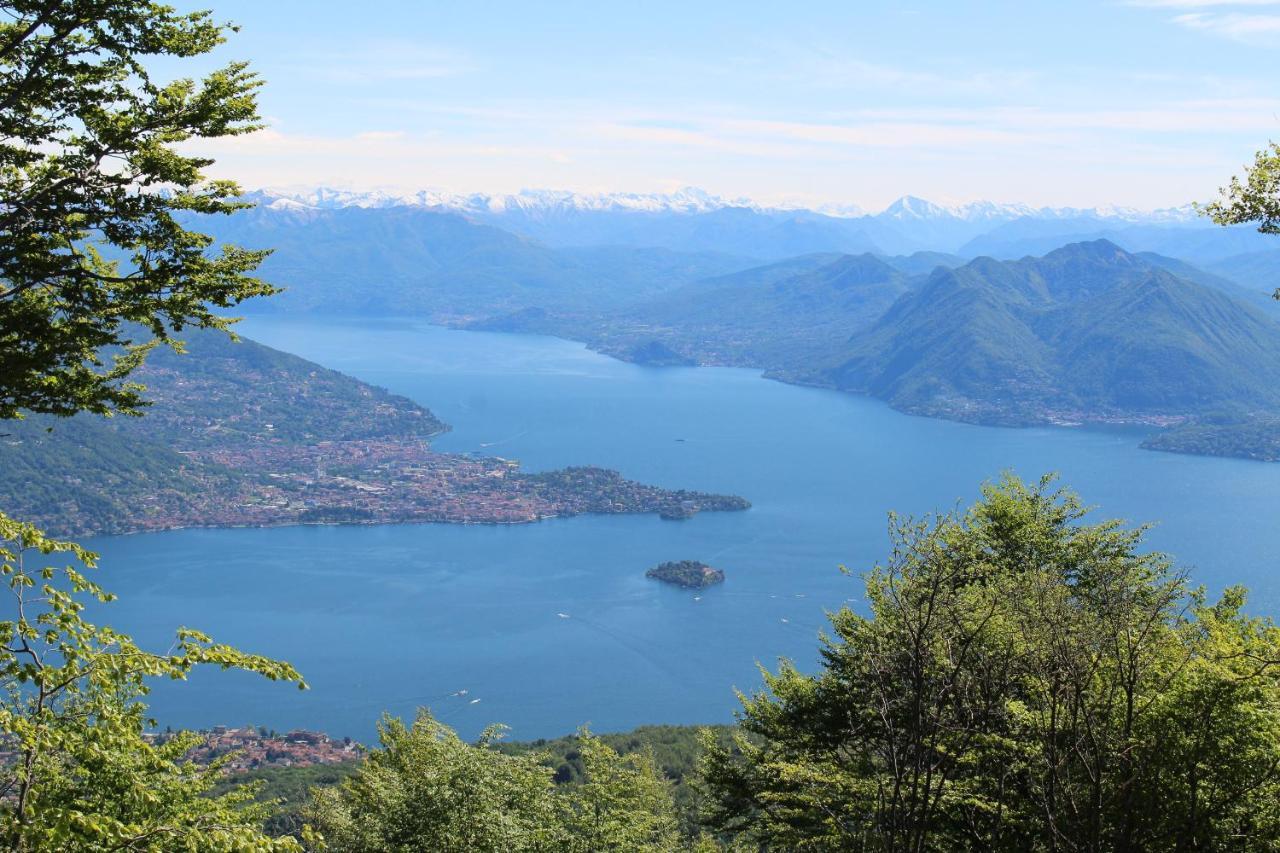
[238,314,1276,465]
[448,322,1247,461]
[82,502,752,542]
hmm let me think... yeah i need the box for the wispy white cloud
[181,74,1280,209]
[198,93,1278,179]
[713,118,1045,149]
[830,99,1280,133]
[1171,11,1280,42]
[355,131,408,142]
[1129,0,1280,44]
[1129,0,1280,7]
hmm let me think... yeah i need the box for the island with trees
[645,560,725,589]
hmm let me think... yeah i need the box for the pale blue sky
[180,0,1280,209]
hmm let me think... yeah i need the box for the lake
[84,317,1280,742]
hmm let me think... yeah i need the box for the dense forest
[222,724,736,841]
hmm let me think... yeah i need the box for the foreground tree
[302,712,682,852]
[0,513,304,851]
[558,730,681,852]
[302,713,563,853]
[0,0,274,419]
[700,474,1280,851]
[1203,143,1280,299]
[0,5,304,847]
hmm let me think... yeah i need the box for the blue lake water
[84,317,1280,742]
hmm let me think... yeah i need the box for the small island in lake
[646,560,725,589]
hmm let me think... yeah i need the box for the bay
[83,317,1280,741]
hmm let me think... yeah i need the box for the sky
[174,0,1280,210]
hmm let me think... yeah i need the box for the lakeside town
[178,438,750,533]
[0,727,361,776]
[0,330,749,538]
[13,431,749,537]
[150,727,363,773]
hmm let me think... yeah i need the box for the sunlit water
[81,317,1280,741]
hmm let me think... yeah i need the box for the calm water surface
[84,318,1280,741]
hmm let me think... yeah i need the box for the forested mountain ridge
[593,252,912,367]
[473,251,914,366]
[130,329,448,447]
[820,240,1280,425]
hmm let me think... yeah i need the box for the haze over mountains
[244,186,1246,261]
[204,203,749,317]
[249,185,1199,227]
[222,187,1280,302]
[183,187,1280,459]
[521,253,912,369]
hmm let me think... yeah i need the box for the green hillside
[1141,415,1280,461]
[1135,251,1255,299]
[471,252,911,369]
[0,328,445,534]
[823,241,1280,424]
[563,253,912,368]
[0,416,239,536]
[132,328,447,448]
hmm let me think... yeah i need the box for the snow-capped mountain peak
[948,200,1039,222]
[882,195,953,221]
[244,186,1201,227]
[250,185,750,216]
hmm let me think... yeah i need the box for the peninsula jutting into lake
[0,328,749,537]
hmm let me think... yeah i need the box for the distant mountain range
[220,187,1280,287]
[248,186,1198,226]
[240,186,1237,260]
[184,191,1280,460]
[490,253,910,369]
[194,204,752,319]
[186,188,1279,327]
